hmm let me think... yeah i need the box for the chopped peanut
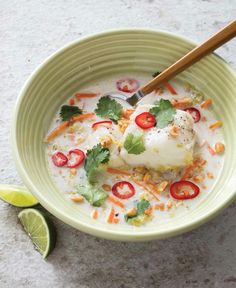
[215,142,225,154]
[143,172,151,183]
[144,206,153,216]
[193,174,204,183]
[122,109,134,119]
[102,184,112,191]
[70,195,84,203]
[169,125,180,138]
[171,97,192,109]
[100,135,112,147]
[126,208,137,217]
[135,166,148,174]
[155,203,165,211]
[68,126,75,133]
[118,118,129,133]
[201,99,212,109]
[156,181,169,193]
[167,201,173,209]
[70,168,77,176]
[113,218,120,224]
[77,138,85,144]
[207,172,214,179]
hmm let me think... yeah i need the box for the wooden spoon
[108,20,236,106]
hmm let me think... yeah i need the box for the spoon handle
[141,20,236,95]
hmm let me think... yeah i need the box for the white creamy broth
[45,72,224,227]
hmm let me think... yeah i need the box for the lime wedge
[0,184,38,207]
[18,208,57,258]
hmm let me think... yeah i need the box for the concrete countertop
[0,1,236,287]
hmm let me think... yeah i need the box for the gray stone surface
[0,0,236,287]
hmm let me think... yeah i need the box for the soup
[45,72,224,226]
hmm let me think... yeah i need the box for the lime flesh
[0,185,38,207]
[18,208,57,258]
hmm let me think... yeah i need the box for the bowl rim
[11,28,236,241]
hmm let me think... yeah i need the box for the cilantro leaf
[149,99,176,128]
[124,133,145,155]
[84,144,110,183]
[77,183,108,207]
[60,105,82,121]
[124,199,151,226]
[95,96,123,122]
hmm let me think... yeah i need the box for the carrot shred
[107,167,131,176]
[209,121,222,130]
[91,210,98,219]
[133,179,159,201]
[108,195,125,208]
[164,82,177,95]
[75,92,98,99]
[45,113,94,142]
[207,144,216,156]
[200,99,212,109]
[181,165,193,180]
[107,206,115,223]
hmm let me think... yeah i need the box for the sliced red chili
[170,180,200,200]
[67,149,85,168]
[116,78,139,93]
[184,107,201,123]
[92,120,112,129]
[135,112,156,129]
[52,151,68,167]
[112,181,135,199]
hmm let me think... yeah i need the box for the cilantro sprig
[124,133,145,155]
[77,183,108,207]
[149,99,176,128]
[125,199,151,226]
[95,96,123,122]
[84,144,110,183]
[60,105,82,121]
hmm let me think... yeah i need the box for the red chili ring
[184,107,201,123]
[67,149,85,168]
[170,180,200,200]
[92,120,113,129]
[116,78,139,93]
[112,181,135,199]
[52,151,68,167]
[135,112,156,129]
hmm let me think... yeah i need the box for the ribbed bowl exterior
[12,29,236,241]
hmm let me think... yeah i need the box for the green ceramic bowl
[12,29,236,241]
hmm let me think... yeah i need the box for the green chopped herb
[77,183,108,207]
[60,105,82,121]
[95,96,123,122]
[124,199,151,226]
[149,99,176,128]
[124,133,145,155]
[84,144,110,183]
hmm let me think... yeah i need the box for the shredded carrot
[209,121,222,130]
[107,167,131,176]
[164,82,177,95]
[70,113,95,123]
[181,165,194,180]
[201,98,212,109]
[75,92,98,99]
[69,98,75,105]
[171,97,192,108]
[107,206,115,223]
[133,179,159,201]
[91,210,99,219]
[45,113,94,142]
[207,144,216,156]
[46,121,69,142]
[122,109,135,119]
[113,218,120,224]
[108,195,125,208]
